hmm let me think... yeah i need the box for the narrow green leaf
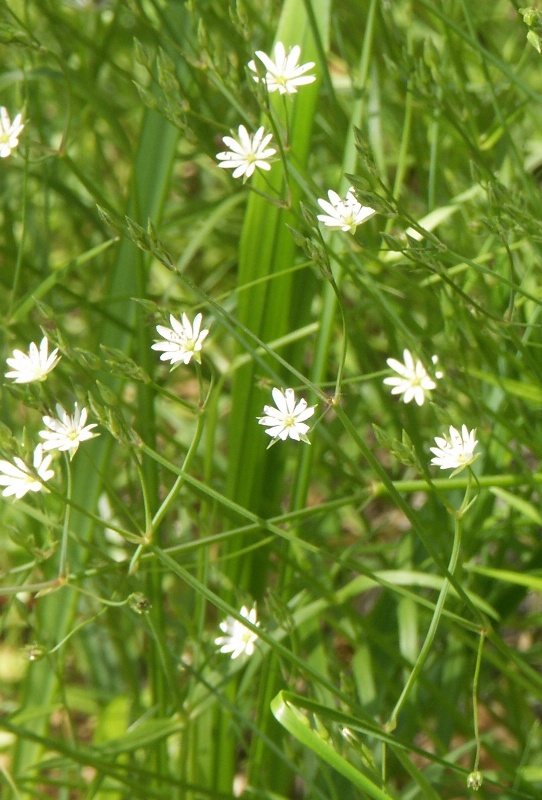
[271,691,396,800]
[490,486,542,525]
[464,564,542,593]
[468,368,542,403]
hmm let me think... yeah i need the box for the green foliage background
[2,0,542,798]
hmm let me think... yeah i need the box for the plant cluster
[2,1,542,799]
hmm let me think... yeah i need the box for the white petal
[386,358,410,377]
[271,387,288,414]
[326,190,343,206]
[283,388,297,414]
[317,198,340,217]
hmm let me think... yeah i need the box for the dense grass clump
[2,1,542,798]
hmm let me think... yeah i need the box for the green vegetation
[2,1,542,798]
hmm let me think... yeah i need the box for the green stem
[472,629,485,772]
[150,366,207,534]
[0,760,21,800]
[427,47,447,211]
[370,471,542,496]
[386,514,463,731]
[383,16,413,236]
[47,605,108,655]
[327,271,348,401]
[8,138,30,318]
[258,89,292,206]
[127,452,154,574]
[129,365,208,574]
[58,456,72,580]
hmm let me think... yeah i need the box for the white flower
[152,312,209,367]
[0,107,24,158]
[384,349,441,406]
[39,402,99,459]
[258,387,316,445]
[248,41,316,95]
[430,425,479,473]
[316,186,376,233]
[216,125,276,180]
[0,444,54,499]
[215,605,259,660]
[5,336,61,383]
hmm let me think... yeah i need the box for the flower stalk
[471,628,486,776]
[58,455,72,580]
[386,511,464,732]
[129,365,210,574]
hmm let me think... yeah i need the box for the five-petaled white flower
[317,186,376,233]
[152,312,209,367]
[384,350,442,406]
[39,402,99,460]
[5,336,61,383]
[215,604,259,660]
[430,425,479,474]
[216,125,276,180]
[0,107,24,158]
[258,387,316,445]
[248,41,316,95]
[0,444,54,499]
